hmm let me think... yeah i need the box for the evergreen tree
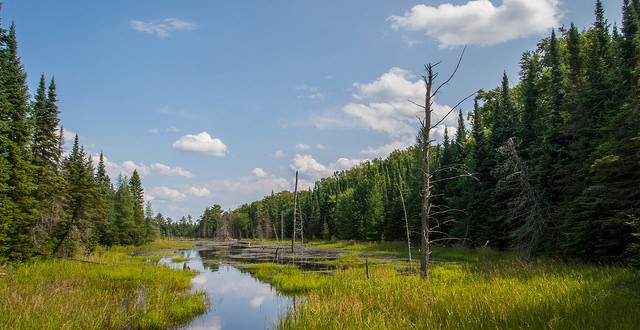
[94,151,112,245]
[55,135,99,255]
[112,174,136,245]
[0,20,37,260]
[29,75,66,254]
[129,169,145,244]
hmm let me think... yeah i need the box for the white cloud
[389,0,561,48]
[204,174,291,209]
[273,150,285,158]
[166,126,178,132]
[151,162,194,178]
[295,143,311,150]
[316,144,326,150]
[91,154,151,180]
[311,67,461,157]
[130,18,197,38]
[352,67,423,102]
[252,167,268,177]
[148,128,159,134]
[360,138,416,155]
[290,154,367,183]
[151,186,186,201]
[186,187,211,198]
[62,128,76,144]
[173,132,229,156]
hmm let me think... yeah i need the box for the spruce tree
[55,135,99,255]
[29,75,66,254]
[0,20,37,260]
[129,170,145,245]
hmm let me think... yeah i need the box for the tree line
[0,15,158,262]
[193,1,639,265]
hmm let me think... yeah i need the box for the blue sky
[4,0,623,220]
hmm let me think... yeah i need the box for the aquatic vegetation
[277,259,640,329]
[0,245,207,329]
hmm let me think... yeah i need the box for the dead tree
[411,48,473,278]
[495,138,548,257]
[291,170,299,253]
[397,170,413,272]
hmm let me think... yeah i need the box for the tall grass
[271,258,640,329]
[244,263,328,295]
[0,244,207,329]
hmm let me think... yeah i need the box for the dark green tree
[0,21,37,260]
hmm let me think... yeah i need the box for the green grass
[106,238,196,253]
[243,263,329,295]
[274,259,640,329]
[0,243,207,329]
[238,245,640,330]
[171,256,190,263]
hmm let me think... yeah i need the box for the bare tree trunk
[398,171,412,272]
[420,65,434,279]
[291,171,298,253]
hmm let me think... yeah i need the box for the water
[164,250,292,330]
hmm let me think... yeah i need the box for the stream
[162,249,293,330]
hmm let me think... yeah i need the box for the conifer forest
[1,0,639,268]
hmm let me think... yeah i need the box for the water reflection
[169,249,291,330]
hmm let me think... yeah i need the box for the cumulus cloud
[151,186,186,201]
[186,187,211,198]
[130,18,197,38]
[151,162,194,178]
[360,139,416,155]
[92,154,150,179]
[310,67,462,156]
[204,173,291,208]
[272,150,285,158]
[389,0,561,48]
[173,132,229,156]
[295,143,311,150]
[290,154,367,183]
[252,167,268,177]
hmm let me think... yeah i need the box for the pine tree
[0,20,37,260]
[129,170,145,245]
[55,135,99,255]
[94,151,112,245]
[113,174,136,245]
[29,75,66,254]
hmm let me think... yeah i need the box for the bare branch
[408,99,425,109]
[431,92,477,129]
[432,46,466,97]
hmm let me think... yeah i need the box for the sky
[3,0,624,221]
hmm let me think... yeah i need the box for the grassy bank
[249,243,640,329]
[0,240,207,329]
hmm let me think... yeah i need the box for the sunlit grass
[244,263,329,295]
[106,238,196,253]
[252,254,640,329]
[171,256,190,263]
[0,242,207,329]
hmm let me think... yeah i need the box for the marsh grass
[258,257,640,329]
[171,256,190,263]
[308,240,508,263]
[0,243,207,329]
[244,263,329,295]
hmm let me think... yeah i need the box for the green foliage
[0,245,207,329]
[280,259,640,329]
